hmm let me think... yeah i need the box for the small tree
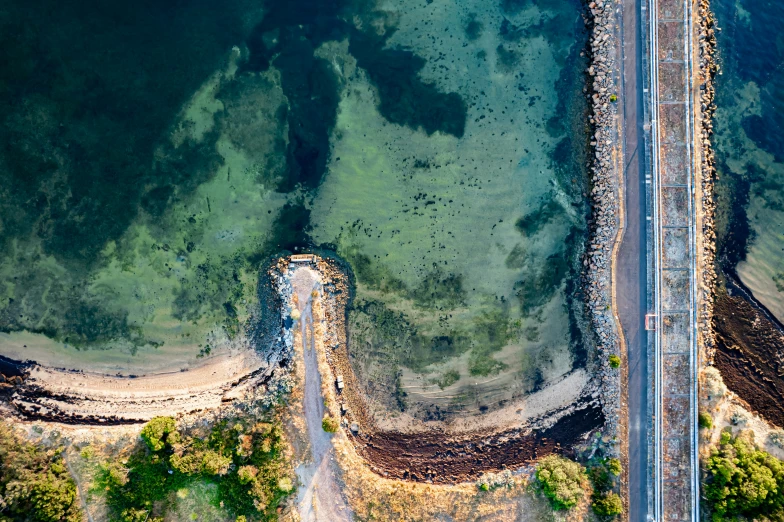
[535,455,586,510]
[608,458,622,476]
[237,465,259,484]
[140,416,178,452]
[608,355,621,369]
[699,411,713,429]
[201,450,232,476]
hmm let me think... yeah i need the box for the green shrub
[608,355,621,368]
[609,94,618,103]
[608,458,622,476]
[535,455,586,510]
[140,416,178,451]
[237,465,258,484]
[699,411,713,429]
[592,492,623,516]
[704,430,784,521]
[322,416,339,433]
[0,422,83,522]
[202,450,232,476]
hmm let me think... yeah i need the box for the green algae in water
[0,0,592,416]
[712,0,784,321]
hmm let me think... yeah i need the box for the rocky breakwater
[696,0,719,357]
[583,0,622,441]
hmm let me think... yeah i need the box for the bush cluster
[535,455,586,510]
[588,458,623,517]
[704,430,784,521]
[0,422,82,522]
[321,416,339,433]
[98,415,293,521]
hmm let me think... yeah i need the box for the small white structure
[336,374,344,390]
[290,254,316,263]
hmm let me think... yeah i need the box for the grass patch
[322,416,339,433]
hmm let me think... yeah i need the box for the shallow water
[712,0,784,319]
[0,0,591,413]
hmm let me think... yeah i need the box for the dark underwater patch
[716,160,759,271]
[265,201,313,253]
[464,14,484,41]
[514,250,569,315]
[496,44,521,71]
[410,270,467,310]
[501,0,531,15]
[0,0,253,265]
[741,114,784,163]
[515,198,563,236]
[348,30,468,138]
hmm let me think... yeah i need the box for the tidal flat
[0,0,591,419]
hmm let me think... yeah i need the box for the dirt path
[292,267,351,522]
[63,454,95,522]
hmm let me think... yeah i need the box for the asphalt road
[616,0,649,518]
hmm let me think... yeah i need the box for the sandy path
[292,267,351,522]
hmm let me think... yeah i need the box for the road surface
[617,0,650,518]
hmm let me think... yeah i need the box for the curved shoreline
[0,346,287,424]
[0,256,293,424]
[277,256,604,484]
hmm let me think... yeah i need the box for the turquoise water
[713,0,784,319]
[0,0,591,414]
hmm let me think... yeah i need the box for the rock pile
[696,0,719,356]
[583,0,622,442]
